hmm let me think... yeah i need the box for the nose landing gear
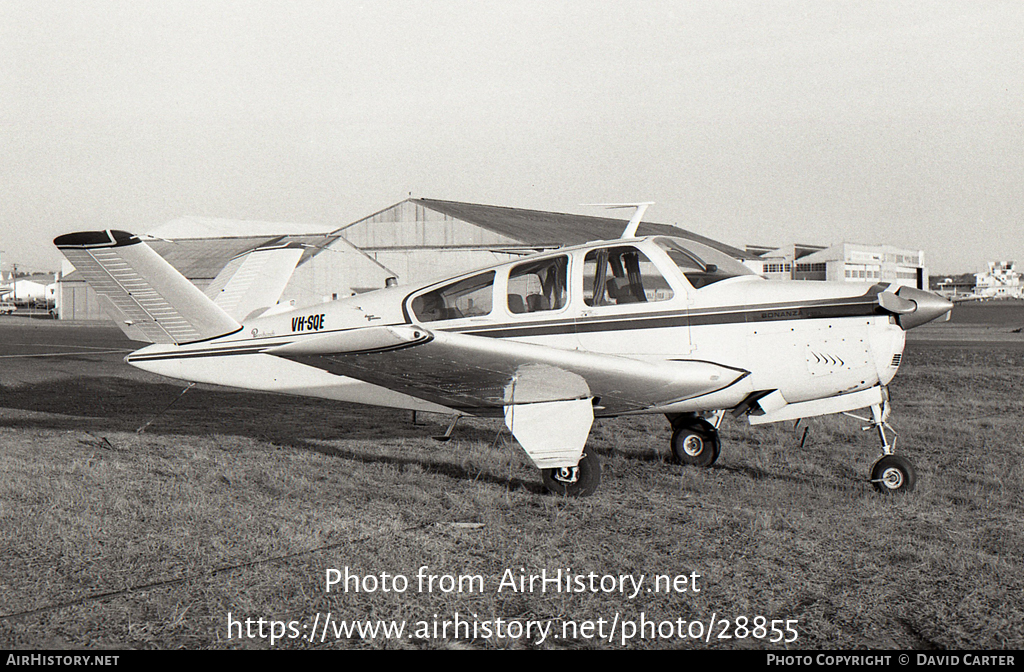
[843,391,916,493]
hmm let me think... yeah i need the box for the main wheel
[871,455,916,493]
[671,419,721,467]
[541,451,601,497]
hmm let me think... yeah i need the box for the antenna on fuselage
[581,202,655,239]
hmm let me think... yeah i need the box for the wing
[267,325,746,468]
[267,325,747,416]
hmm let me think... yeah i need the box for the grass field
[0,313,1022,650]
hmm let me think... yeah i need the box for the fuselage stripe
[127,297,884,362]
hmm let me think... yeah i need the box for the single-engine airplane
[54,213,952,497]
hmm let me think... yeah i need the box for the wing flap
[504,398,594,468]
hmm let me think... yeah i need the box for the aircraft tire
[542,452,601,497]
[871,455,916,493]
[671,420,720,467]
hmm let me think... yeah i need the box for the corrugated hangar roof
[148,237,280,280]
[60,203,750,286]
[405,198,755,259]
[147,234,339,280]
[133,217,340,280]
[147,216,335,239]
[104,217,340,280]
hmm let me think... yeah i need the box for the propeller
[878,285,953,330]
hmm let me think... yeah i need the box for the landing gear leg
[667,412,722,467]
[844,390,916,493]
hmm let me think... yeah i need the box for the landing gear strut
[667,412,722,467]
[843,391,916,493]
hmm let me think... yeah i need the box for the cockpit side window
[583,246,674,307]
[654,238,754,289]
[411,271,495,322]
[507,256,568,314]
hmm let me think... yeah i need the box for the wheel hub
[881,467,904,489]
[682,435,704,457]
[553,466,580,485]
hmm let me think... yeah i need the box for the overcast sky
[1,0,1021,274]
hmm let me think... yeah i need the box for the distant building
[746,242,928,290]
[0,274,56,306]
[743,244,827,280]
[934,275,976,298]
[974,261,1023,299]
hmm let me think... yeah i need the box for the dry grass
[0,319,1022,649]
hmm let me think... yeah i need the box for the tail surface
[203,239,305,321]
[54,230,241,344]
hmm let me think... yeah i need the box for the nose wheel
[844,390,917,494]
[871,455,916,493]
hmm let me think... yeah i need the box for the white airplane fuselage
[126,236,912,422]
[54,227,954,495]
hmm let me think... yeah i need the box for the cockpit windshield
[654,237,755,289]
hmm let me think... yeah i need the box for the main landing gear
[541,452,601,497]
[667,412,723,467]
[843,394,916,493]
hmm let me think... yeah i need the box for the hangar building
[337,198,752,284]
[746,241,928,289]
[56,199,937,323]
[55,199,751,321]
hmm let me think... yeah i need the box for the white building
[747,242,928,290]
[974,261,1023,298]
[0,274,56,306]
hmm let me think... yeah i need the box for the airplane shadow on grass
[713,461,867,492]
[0,375,547,494]
[0,375,862,494]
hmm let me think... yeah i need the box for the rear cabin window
[411,271,495,322]
[583,246,674,306]
[507,256,568,314]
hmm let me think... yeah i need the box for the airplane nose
[892,287,954,330]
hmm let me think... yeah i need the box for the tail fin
[203,239,305,321]
[54,230,241,344]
